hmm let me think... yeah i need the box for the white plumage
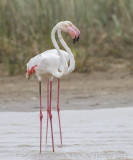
[27,49,69,80]
[26,21,80,153]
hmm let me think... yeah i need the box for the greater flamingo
[46,21,80,147]
[26,21,80,153]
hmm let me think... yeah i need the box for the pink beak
[67,26,76,39]
[71,24,80,40]
[67,25,80,44]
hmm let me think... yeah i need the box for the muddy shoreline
[0,71,133,112]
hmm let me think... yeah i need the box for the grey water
[0,108,133,160]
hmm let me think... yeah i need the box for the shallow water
[0,108,133,160]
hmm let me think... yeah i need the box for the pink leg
[46,78,49,144]
[39,81,43,153]
[57,79,62,145]
[49,81,54,152]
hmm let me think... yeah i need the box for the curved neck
[51,26,67,78]
[51,26,60,52]
[57,29,75,74]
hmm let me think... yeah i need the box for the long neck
[51,26,61,53]
[51,26,67,78]
[57,29,75,74]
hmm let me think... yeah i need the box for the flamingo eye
[65,25,67,27]
[69,24,72,26]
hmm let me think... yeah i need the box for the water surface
[0,108,133,160]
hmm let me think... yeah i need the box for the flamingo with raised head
[46,21,80,147]
[26,21,80,153]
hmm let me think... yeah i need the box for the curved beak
[71,25,80,42]
[67,24,80,44]
[67,26,77,44]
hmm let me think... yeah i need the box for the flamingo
[26,21,80,153]
[45,21,80,147]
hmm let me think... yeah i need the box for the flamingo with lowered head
[26,21,80,153]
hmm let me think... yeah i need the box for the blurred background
[0,0,133,76]
[1,2,133,159]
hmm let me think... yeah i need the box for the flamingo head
[57,21,80,44]
[65,21,80,43]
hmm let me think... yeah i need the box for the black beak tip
[77,36,79,41]
[73,38,76,44]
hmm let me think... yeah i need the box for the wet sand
[0,72,133,111]
[0,108,133,160]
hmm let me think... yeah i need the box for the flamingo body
[27,49,69,80]
[26,21,80,153]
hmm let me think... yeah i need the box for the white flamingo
[45,21,80,147]
[26,21,80,153]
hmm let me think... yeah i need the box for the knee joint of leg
[49,113,52,119]
[40,113,43,119]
